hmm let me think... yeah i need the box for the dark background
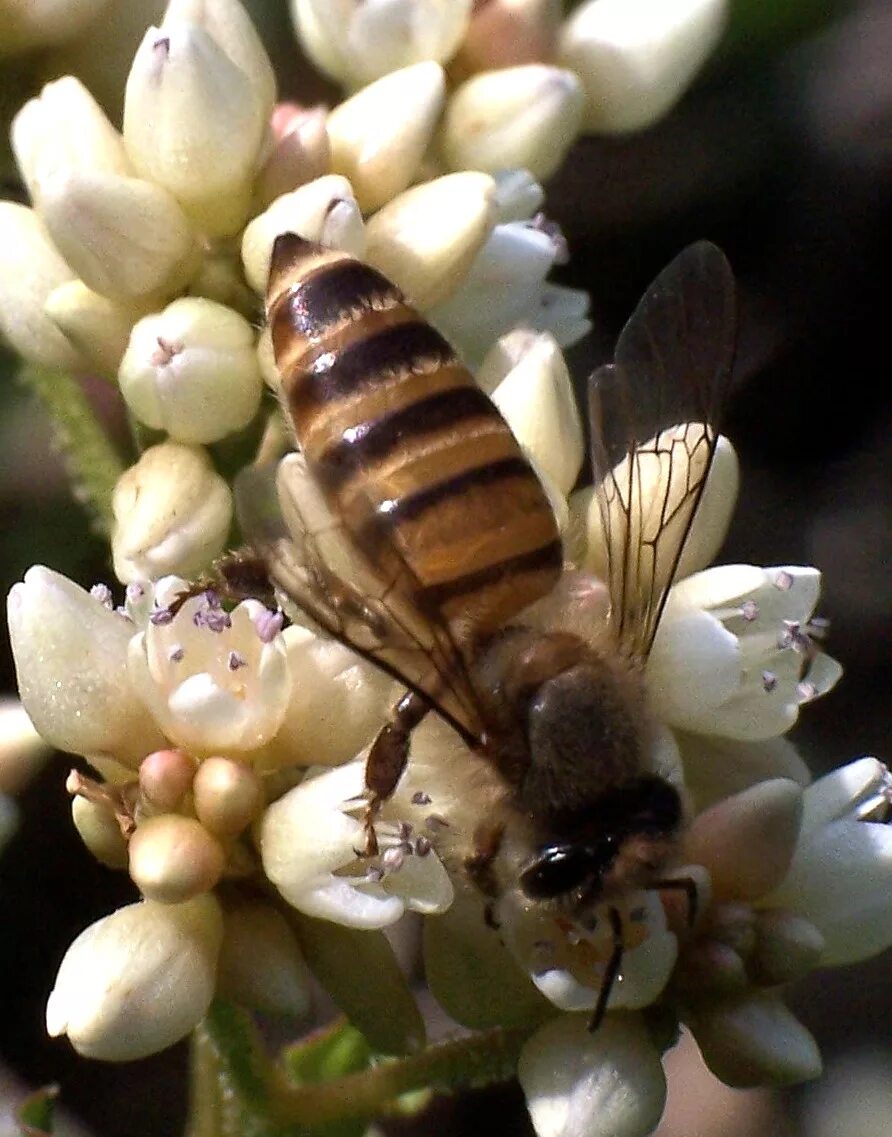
[1,1,890,1133]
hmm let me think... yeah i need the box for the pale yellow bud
[44,280,140,378]
[440,64,584,181]
[327,62,446,214]
[124,23,268,235]
[255,105,331,209]
[35,170,198,301]
[12,77,131,204]
[111,442,233,584]
[0,698,52,796]
[118,298,262,443]
[0,0,111,55]
[163,0,277,114]
[365,171,495,310]
[256,326,279,390]
[241,175,365,294]
[453,0,561,77]
[128,814,225,903]
[193,756,264,838]
[218,900,310,1016]
[558,0,728,134]
[46,894,223,1060]
[0,202,84,371]
[138,748,197,812]
[72,795,129,869]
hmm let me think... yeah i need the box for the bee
[236,233,735,1026]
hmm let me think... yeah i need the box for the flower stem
[17,365,124,535]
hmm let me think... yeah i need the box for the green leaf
[17,365,125,536]
[17,1086,57,1136]
[283,1020,372,1085]
[289,915,425,1057]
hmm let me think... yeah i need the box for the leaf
[17,1086,57,1136]
[284,1020,372,1085]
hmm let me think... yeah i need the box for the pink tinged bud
[193,756,264,838]
[128,814,225,903]
[124,24,269,236]
[255,105,330,209]
[46,894,223,1060]
[684,779,804,902]
[139,748,197,811]
[452,0,562,77]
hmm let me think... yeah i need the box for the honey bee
[235,234,735,1025]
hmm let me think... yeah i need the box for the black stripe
[289,322,457,411]
[284,261,401,337]
[417,540,564,609]
[317,386,503,491]
[384,456,532,524]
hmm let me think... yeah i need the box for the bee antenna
[589,905,624,1032]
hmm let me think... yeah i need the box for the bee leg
[652,876,699,927]
[464,821,506,899]
[362,691,430,857]
[166,550,277,616]
[589,906,624,1032]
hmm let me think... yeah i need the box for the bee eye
[520,844,598,899]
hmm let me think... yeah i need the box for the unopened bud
[118,298,263,443]
[72,795,129,869]
[35,171,198,301]
[46,894,223,1060]
[452,0,561,78]
[674,938,747,1000]
[440,65,584,181]
[558,0,728,134]
[326,62,446,214]
[365,171,495,310]
[44,280,141,378]
[241,175,364,294]
[139,748,197,812]
[750,909,825,986]
[193,756,264,838]
[0,202,82,371]
[12,77,130,202]
[255,104,331,209]
[128,814,225,903]
[218,899,310,1016]
[111,442,233,584]
[487,330,583,495]
[291,0,471,88]
[124,23,268,236]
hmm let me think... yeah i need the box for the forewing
[588,241,736,656]
[236,455,486,747]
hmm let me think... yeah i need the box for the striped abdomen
[267,232,562,637]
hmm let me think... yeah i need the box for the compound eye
[520,844,594,900]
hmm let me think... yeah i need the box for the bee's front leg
[362,691,430,857]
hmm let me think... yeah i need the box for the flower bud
[46,894,223,1060]
[0,202,83,371]
[111,442,233,583]
[118,298,263,443]
[139,748,197,812]
[365,172,495,311]
[487,330,583,495]
[128,814,225,903]
[124,23,269,235]
[452,0,561,77]
[44,280,140,378]
[35,171,198,301]
[72,795,129,869]
[12,77,130,202]
[492,168,545,223]
[750,909,824,986]
[0,0,111,55]
[241,175,365,294]
[255,104,331,209]
[558,0,728,134]
[326,62,446,213]
[193,756,264,837]
[218,899,310,1016]
[440,65,584,181]
[0,698,51,796]
[291,0,471,88]
[163,0,277,114]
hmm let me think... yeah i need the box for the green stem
[268,1026,532,1127]
[18,365,124,535]
[186,1027,224,1137]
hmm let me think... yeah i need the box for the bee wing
[236,454,487,747]
[588,241,736,657]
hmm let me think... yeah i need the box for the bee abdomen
[267,233,563,635]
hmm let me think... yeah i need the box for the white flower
[261,759,453,929]
[46,893,223,1061]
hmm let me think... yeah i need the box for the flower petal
[676,732,811,814]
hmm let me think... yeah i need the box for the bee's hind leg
[361,691,430,857]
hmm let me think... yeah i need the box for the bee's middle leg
[362,690,429,856]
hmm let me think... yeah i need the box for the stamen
[740,599,759,622]
[90,583,114,609]
[228,650,247,671]
[252,607,284,643]
[381,846,405,874]
[168,644,185,663]
[414,835,432,857]
[411,790,432,806]
[150,606,174,626]
[762,671,778,693]
[774,570,794,591]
